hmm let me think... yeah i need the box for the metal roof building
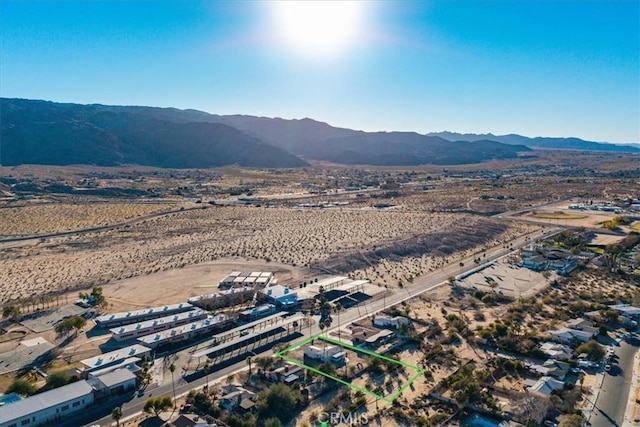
[80,344,151,373]
[137,315,234,349]
[95,302,195,328]
[0,381,94,427]
[260,285,298,307]
[109,309,208,341]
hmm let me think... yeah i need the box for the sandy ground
[0,202,179,236]
[103,259,305,312]
[0,205,523,304]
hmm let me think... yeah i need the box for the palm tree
[203,361,210,391]
[334,303,342,342]
[246,356,253,379]
[168,363,177,408]
[318,321,326,352]
[111,406,123,427]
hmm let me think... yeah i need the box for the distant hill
[0,98,308,168]
[294,132,531,165]
[428,131,640,153]
[5,98,631,169]
[69,103,530,165]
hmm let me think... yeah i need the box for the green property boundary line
[275,334,425,403]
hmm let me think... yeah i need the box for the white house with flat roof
[137,315,234,349]
[304,345,346,363]
[373,315,411,329]
[95,303,195,328]
[0,381,94,427]
[109,309,208,341]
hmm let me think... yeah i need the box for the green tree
[265,418,283,427]
[144,396,173,417]
[111,406,123,427]
[2,305,21,321]
[318,361,337,377]
[54,315,87,337]
[256,384,298,423]
[560,413,586,427]
[255,356,274,373]
[79,286,107,308]
[6,379,37,397]
[575,340,605,361]
[45,370,71,389]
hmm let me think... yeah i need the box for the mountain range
[1,98,636,169]
[427,131,639,152]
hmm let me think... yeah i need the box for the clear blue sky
[2,0,638,143]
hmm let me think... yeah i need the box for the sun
[272,1,364,58]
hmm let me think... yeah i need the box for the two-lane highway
[590,337,639,427]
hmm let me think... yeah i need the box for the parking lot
[19,304,86,333]
[456,259,550,298]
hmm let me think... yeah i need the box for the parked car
[605,364,612,372]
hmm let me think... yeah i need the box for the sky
[1,0,639,143]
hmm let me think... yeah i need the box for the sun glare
[272,1,363,58]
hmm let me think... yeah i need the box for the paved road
[80,225,560,426]
[590,337,639,427]
[0,205,198,245]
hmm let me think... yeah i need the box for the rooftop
[0,381,94,424]
[81,344,150,370]
[138,315,232,345]
[96,302,194,325]
[92,368,137,389]
[109,309,208,335]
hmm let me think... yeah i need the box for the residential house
[218,384,255,413]
[539,342,572,360]
[530,359,570,380]
[303,345,346,364]
[267,363,304,384]
[548,327,595,344]
[610,304,640,321]
[373,315,411,329]
[526,376,565,397]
